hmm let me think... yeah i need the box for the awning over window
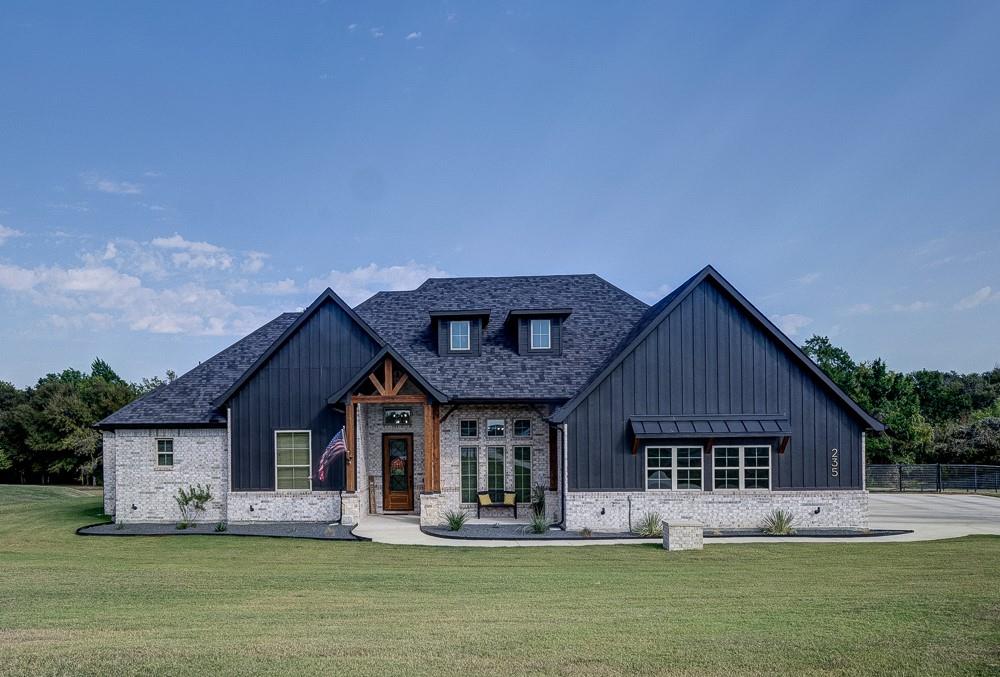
[628,415,791,439]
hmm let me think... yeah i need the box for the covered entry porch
[330,349,444,523]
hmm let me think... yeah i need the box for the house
[99,265,883,531]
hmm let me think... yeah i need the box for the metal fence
[867,464,1000,493]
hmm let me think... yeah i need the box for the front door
[383,434,414,511]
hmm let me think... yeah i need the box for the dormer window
[450,320,471,351]
[530,319,551,350]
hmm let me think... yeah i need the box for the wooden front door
[382,434,414,511]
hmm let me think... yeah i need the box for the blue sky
[1,1,998,387]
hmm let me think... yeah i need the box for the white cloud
[241,251,268,274]
[406,32,422,40]
[846,303,874,315]
[347,23,357,31]
[796,272,821,285]
[81,173,142,195]
[955,286,997,311]
[308,262,448,305]
[102,242,118,260]
[152,233,233,270]
[0,224,23,245]
[257,278,300,295]
[771,313,813,336]
[370,26,384,38]
[891,301,933,312]
[641,282,678,302]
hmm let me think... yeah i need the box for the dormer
[505,308,572,356]
[429,309,490,357]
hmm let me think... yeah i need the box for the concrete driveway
[868,492,1000,540]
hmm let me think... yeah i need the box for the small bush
[214,521,227,532]
[580,527,593,538]
[530,484,546,516]
[633,512,664,538]
[444,510,469,531]
[175,484,213,527]
[761,509,795,535]
[523,511,549,534]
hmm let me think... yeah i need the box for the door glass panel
[388,439,408,492]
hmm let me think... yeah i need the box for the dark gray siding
[436,318,482,356]
[229,300,381,491]
[516,317,563,355]
[566,278,864,491]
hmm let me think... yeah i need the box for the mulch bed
[422,524,912,540]
[77,521,366,541]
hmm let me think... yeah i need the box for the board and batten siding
[565,278,864,492]
[229,300,381,491]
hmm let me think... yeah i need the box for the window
[486,418,505,437]
[744,446,771,489]
[676,447,703,489]
[460,419,478,438]
[487,446,505,502]
[713,446,740,489]
[712,445,772,490]
[514,446,531,503]
[513,419,531,437]
[276,431,311,490]
[156,439,174,467]
[530,319,551,350]
[461,447,478,503]
[450,320,470,351]
[384,408,411,426]
[646,446,703,490]
[646,447,672,489]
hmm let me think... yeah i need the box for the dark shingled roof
[354,274,649,400]
[97,312,300,427]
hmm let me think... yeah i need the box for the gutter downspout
[225,407,232,524]
[559,423,568,529]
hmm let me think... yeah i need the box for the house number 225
[831,448,839,477]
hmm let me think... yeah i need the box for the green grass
[1,486,998,676]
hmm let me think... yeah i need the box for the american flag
[317,428,347,482]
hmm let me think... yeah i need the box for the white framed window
[460,419,478,438]
[514,446,531,502]
[275,430,312,491]
[712,445,772,490]
[450,320,471,351]
[156,438,174,468]
[486,418,505,438]
[530,318,551,350]
[645,446,703,491]
[460,446,478,503]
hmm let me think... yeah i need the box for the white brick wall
[113,428,228,523]
[437,404,558,522]
[565,489,868,531]
[228,491,340,522]
[102,431,116,516]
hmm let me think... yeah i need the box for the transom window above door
[645,446,703,491]
[384,408,411,426]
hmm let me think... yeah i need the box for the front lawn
[0,486,997,676]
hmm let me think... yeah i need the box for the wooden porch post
[345,395,356,492]
[423,400,441,493]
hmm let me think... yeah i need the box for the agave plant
[523,510,549,534]
[632,511,664,538]
[444,510,469,531]
[761,509,795,535]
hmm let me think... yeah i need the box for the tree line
[803,336,1000,465]
[0,360,174,485]
[1,338,998,485]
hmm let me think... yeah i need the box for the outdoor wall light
[249,505,254,512]
[131,503,137,511]
[813,507,821,515]
[600,507,605,515]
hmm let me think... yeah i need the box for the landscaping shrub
[444,510,469,531]
[761,509,796,535]
[175,484,213,528]
[633,511,664,538]
[524,511,548,534]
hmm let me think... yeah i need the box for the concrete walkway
[352,493,1000,547]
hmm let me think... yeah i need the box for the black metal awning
[628,414,791,439]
